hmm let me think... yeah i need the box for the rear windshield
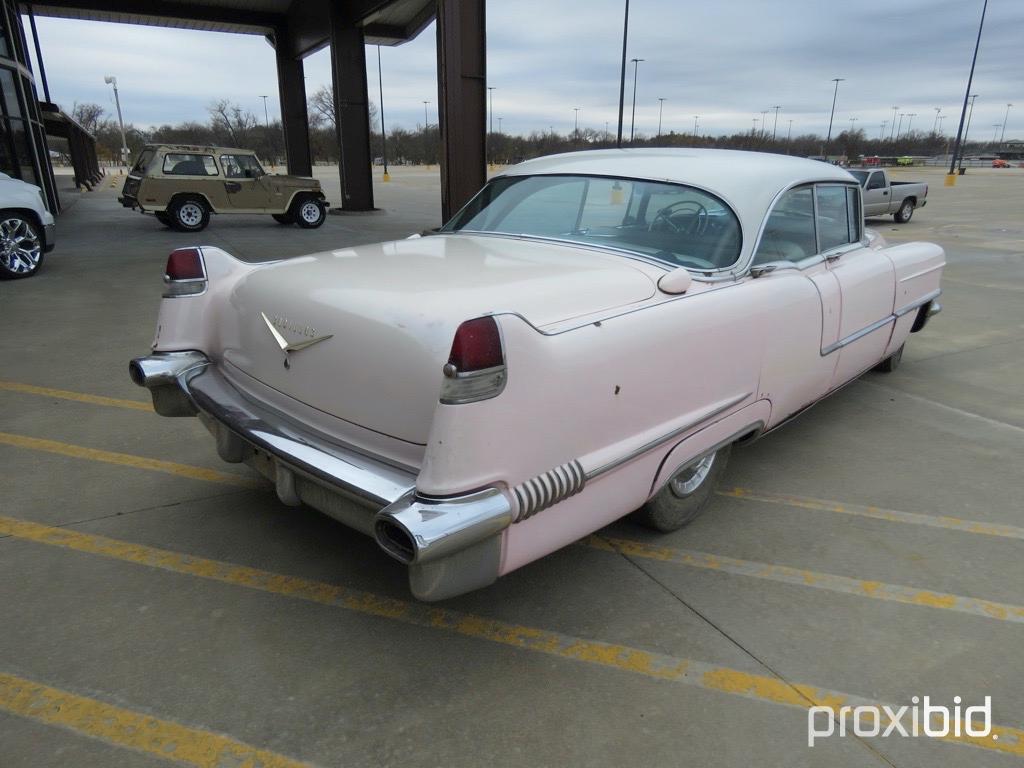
[443,174,742,270]
[131,149,155,175]
[162,153,219,176]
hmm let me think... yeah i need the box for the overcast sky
[28,0,1022,141]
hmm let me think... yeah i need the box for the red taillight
[448,316,503,372]
[441,316,507,404]
[165,248,205,281]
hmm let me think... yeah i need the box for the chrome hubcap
[300,202,321,223]
[0,217,41,273]
[669,453,715,497]
[179,203,202,226]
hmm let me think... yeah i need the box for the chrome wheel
[669,453,715,497]
[0,217,41,275]
[299,201,322,224]
[177,203,203,227]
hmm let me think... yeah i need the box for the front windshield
[848,170,869,187]
[443,174,742,270]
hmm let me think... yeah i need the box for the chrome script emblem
[261,312,333,354]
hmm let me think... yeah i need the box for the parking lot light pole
[693,115,699,136]
[932,107,941,134]
[259,95,270,127]
[772,106,780,141]
[906,113,916,134]
[1000,103,1012,142]
[849,117,858,133]
[824,78,844,157]
[895,113,905,141]
[616,0,630,147]
[949,0,989,177]
[103,75,129,168]
[376,46,389,181]
[890,106,899,140]
[629,58,644,144]
[880,120,887,139]
[657,98,665,138]
[422,100,430,129]
[487,86,495,165]
[959,94,979,172]
[760,109,768,138]
[992,124,1001,144]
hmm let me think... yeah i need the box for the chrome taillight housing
[163,247,207,297]
[440,316,507,404]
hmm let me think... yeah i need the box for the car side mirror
[657,267,692,294]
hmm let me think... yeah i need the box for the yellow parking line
[0,670,311,768]
[720,487,1024,541]
[0,432,256,488]
[586,537,1024,624]
[0,515,1020,758]
[0,380,151,411]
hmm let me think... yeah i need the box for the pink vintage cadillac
[130,149,943,600]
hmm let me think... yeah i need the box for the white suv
[0,172,55,279]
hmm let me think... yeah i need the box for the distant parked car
[119,144,329,232]
[992,159,1010,168]
[896,156,914,166]
[847,168,928,223]
[0,172,55,279]
[130,149,945,601]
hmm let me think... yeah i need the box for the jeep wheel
[0,212,43,279]
[291,195,326,229]
[272,213,295,225]
[632,445,732,532]
[169,196,210,232]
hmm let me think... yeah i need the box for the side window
[815,185,856,252]
[163,153,218,176]
[220,154,264,179]
[867,172,886,190]
[753,186,816,265]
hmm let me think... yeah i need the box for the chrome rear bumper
[129,351,510,600]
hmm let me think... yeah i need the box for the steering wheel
[651,200,709,236]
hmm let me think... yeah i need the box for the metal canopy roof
[27,0,435,47]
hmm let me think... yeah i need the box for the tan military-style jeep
[119,144,329,231]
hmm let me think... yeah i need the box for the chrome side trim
[895,288,942,317]
[820,289,942,356]
[512,459,586,522]
[821,315,895,356]
[585,391,752,481]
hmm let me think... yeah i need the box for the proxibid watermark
[807,696,994,747]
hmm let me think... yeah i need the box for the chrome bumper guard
[129,352,513,595]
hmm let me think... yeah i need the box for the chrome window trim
[747,181,863,276]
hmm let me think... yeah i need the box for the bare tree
[308,85,378,131]
[71,102,106,134]
[207,100,258,145]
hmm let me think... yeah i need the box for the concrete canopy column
[436,0,486,222]
[329,3,374,211]
[275,31,312,177]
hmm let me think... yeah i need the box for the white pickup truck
[0,172,55,278]
[848,168,928,223]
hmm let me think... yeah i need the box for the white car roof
[499,149,858,260]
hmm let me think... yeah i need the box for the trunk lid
[220,234,657,444]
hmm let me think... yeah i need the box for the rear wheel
[0,212,43,279]
[632,445,732,532]
[169,196,210,232]
[893,199,915,223]
[291,195,326,229]
[272,213,295,225]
